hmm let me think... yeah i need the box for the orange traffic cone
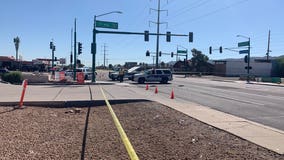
[170,89,174,99]
[155,86,158,94]
[146,84,149,90]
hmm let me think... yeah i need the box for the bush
[1,71,23,84]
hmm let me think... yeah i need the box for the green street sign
[96,20,118,29]
[177,50,187,53]
[238,41,250,47]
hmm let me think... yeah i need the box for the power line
[170,0,249,29]
[167,0,210,22]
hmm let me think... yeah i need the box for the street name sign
[177,50,187,53]
[238,41,250,47]
[239,50,249,54]
[96,20,118,29]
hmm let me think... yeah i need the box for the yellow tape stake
[100,86,139,160]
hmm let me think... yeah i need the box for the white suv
[133,69,173,84]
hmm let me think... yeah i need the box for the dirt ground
[0,101,283,160]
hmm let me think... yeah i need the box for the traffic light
[78,42,82,55]
[77,59,81,65]
[50,42,53,49]
[70,54,73,64]
[144,30,149,41]
[166,31,171,42]
[244,55,248,63]
[219,46,222,53]
[189,32,193,42]
[54,57,57,61]
[171,52,174,57]
[209,46,212,54]
[146,50,150,56]
[159,51,162,57]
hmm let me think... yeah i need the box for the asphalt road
[144,75,284,131]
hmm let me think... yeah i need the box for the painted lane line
[100,86,139,160]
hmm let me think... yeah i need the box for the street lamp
[237,34,251,83]
[91,11,122,83]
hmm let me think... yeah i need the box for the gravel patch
[0,101,283,159]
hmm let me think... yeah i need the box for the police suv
[133,68,173,84]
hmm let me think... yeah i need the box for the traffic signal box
[189,32,193,42]
[166,31,171,42]
[78,42,82,55]
[244,55,248,63]
[144,30,149,41]
[146,50,150,56]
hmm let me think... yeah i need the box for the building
[214,57,272,77]
[0,56,17,70]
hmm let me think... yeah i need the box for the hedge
[1,71,23,84]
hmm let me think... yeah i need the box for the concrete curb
[0,99,150,108]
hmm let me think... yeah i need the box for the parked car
[65,70,73,77]
[77,67,92,80]
[65,68,95,80]
[125,66,144,80]
[133,68,173,84]
[108,67,121,81]
[109,66,144,81]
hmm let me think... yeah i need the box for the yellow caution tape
[100,86,139,160]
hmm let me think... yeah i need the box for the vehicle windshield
[127,66,140,73]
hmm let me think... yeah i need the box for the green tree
[108,64,113,69]
[160,61,165,68]
[191,48,209,72]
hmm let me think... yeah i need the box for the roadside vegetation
[0,71,22,84]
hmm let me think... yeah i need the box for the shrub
[1,71,23,84]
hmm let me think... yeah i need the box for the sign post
[237,39,251,83]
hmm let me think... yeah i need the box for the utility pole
[106,58,109,68]
[70,28,73,65]
[150,0,168,68]
[103,43,107,68]
[266,30,271,61]
[73,18,77,81]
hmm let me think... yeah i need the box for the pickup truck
[133,68,173,84]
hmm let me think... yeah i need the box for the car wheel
[161,77,168,84]
[138,78,145,84]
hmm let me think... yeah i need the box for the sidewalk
[0,82,283,154]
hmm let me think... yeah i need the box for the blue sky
[0,0,283,66]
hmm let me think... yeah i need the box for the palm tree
[13,36,20,61]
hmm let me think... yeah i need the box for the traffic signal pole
[91,16,97,83]
[73,19,77,81]
[247,38,251,83]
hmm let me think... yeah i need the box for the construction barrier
[59,71,65,81]
[19,79,28,108]
[77,72,84,84]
